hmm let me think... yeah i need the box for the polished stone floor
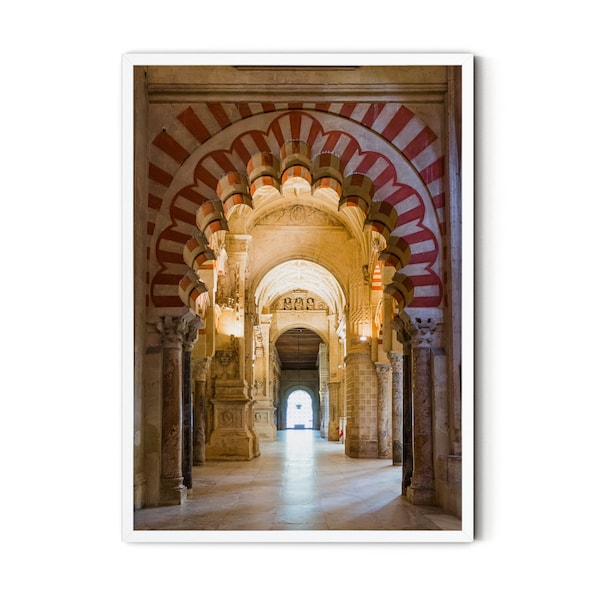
[134,430,461,533]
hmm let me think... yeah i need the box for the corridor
[133,431,461,535]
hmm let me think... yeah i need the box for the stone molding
[146,82,448,104]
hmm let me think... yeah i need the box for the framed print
[122,53,473,543]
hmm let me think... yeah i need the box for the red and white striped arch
[145,102,447,310]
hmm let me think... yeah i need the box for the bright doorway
[286,390,313,429]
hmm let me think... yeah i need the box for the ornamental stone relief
[214,336,240,379]
[275,291,327,311]
[256,205,341,227]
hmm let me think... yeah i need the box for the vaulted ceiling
[275,328,323,371]
[253,259,345,315]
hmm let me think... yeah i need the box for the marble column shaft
[402,353,413,494]
[182,346,192,489]
[388,352,403,465]
[375,362,392,458]
[158,315,187,505]
[182,321,200,488]
[192,357,211,464]
[407,319,437,505]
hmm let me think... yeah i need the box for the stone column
[157,315,187,506]
[319,343,329,439]
[375,362,392,459]
[407,318,437,505]
[206,234,260,460]
[328,381,341,441]
[388,352,403,465]
[192,357,211,464]
[344,265,378,457]
[181,320,200,489]
[252,317,277,441]
[182,333,192,489]
[402,353,413,494]
[344,342,378,458]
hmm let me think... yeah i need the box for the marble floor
[133,430,461,534]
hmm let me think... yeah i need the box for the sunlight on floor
[133,430,462,533]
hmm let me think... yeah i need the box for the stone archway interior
[134,64,463,518]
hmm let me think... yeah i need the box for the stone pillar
[272,370,281,430]
[402,353,413,494]
[182,320,199,489]
[192,357,211,464]
[407,318,437,505]
[319,343,329,439]
[375,362,392,459]
[344,341,378,458]
[328,381,341,441]
[252,317,277,441]
[388,352,403,465]
[206,234,260,460]
[182,333,192,489]
[157,315,187,506]
[344,265,378,457]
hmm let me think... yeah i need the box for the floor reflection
[134,430,461,532]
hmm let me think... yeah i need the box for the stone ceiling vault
[254,259,345,316]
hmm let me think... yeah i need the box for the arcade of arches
[132,64,464,522]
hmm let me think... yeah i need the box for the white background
[2,2,598,598]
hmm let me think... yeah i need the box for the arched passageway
[274,326,323,433]
[130,62,465,527]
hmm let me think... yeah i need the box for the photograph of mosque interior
[130,62,467,533]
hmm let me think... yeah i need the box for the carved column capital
[191,357,212,382]
[156,315,186,349]
[406,317,439,348]
[182,317,202,352]
[374,362,392,376]
[388,351,403,370]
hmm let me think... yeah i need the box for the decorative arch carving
[146,106,445,312]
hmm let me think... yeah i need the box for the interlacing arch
[146,106,446,313]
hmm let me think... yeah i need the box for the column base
[160,477,187,506]
[206,431,260,460]
[253,403,277,441]
[254,424,277,442]
[134,473,146,509]
[206,396,261,460]
[407,484,435,506]
[345,437,378,458]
